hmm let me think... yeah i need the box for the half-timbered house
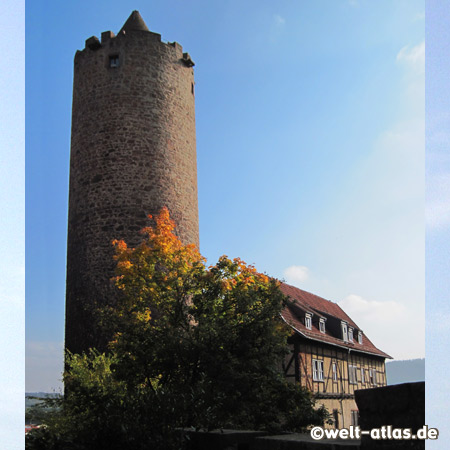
[280,283,392,429]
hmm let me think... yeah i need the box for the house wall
[284,337,387,428]
[315,397,358,430]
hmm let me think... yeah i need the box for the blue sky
[9,0,450,448]
[26,0,425,396]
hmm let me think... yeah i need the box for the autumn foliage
[27,208,327,450]
[107,208,292,402]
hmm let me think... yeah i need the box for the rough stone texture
[65,14,199,354]
[355,382,425,450]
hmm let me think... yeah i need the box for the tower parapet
[65,11,199,354]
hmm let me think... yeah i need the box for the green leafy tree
[26,208,328,450]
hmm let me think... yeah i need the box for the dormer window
[319,318,326,333]
[358,331,363,344]
[348,327,354,342]
[305,313,312,330]
[341,321,348,342]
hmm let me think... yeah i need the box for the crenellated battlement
[78,11,191,64]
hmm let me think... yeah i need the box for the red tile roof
[279,283,392,359]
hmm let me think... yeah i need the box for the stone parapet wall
[355,382,425,449]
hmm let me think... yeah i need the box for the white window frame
[312,359,324,382]
[319,318,326,333]
[341,322,348,342]
[361,368,365,384]
[332,362,338,381]
[348,327,354,342]
[349,365,358,384]
[305,313,312,330]
[369,368,377,385]
[358,331,363,344]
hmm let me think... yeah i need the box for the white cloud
[396,41,425,73]
[338,294,424,360]
[283,265,310,286]
[339,294,405,322]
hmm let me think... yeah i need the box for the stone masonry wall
[65,24,199,354]
[355,382,425,450]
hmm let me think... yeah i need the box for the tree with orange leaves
[105,207,328,432]
[28,208,327,450]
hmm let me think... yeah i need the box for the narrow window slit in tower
[191,82,194,95]
[109,55,119,68]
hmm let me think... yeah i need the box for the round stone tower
[65,11,199,354]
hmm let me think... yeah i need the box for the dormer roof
[280,283,392,359]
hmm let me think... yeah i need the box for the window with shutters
[341,322,348,342]
[349,365,358,384]
[312,359,324,381]
[332,362,338,381]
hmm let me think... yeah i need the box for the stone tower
[65,11,199,354]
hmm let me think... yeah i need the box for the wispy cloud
[273,14,285,27]
[283,265,310,286]
[396,41,425,73]
[269,14,286,44]
[354,118,424,206]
